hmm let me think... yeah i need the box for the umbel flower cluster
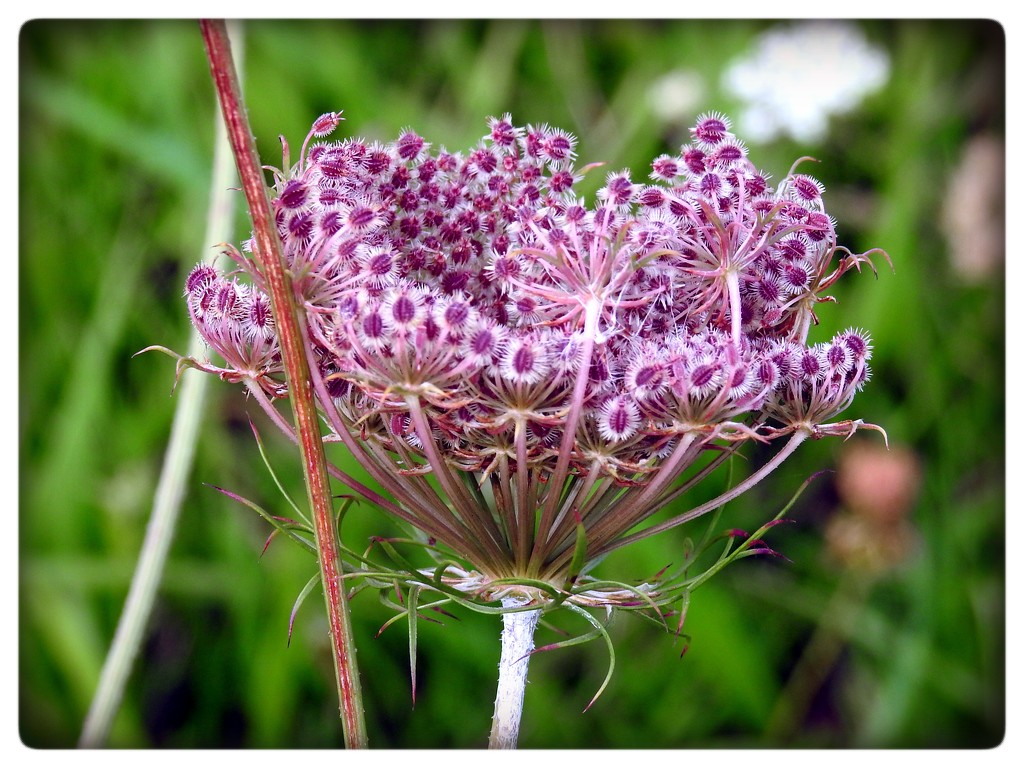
[183,111,884,603]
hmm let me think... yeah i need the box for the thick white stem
[488,600,542,749]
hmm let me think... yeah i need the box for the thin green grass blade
[76,27,245,747]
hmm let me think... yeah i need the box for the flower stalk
[198,19,367,748]
[489,599,542,749]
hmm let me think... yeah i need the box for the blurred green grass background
[19,18,1004,749]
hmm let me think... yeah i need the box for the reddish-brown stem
[199,20,368,748]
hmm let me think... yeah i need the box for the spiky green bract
[207,484,317,556]
[288,573,322,647]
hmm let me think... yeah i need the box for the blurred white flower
[723,22,890,143]
[647,68,706,123]
[941,133,1005,283]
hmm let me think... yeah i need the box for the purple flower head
[182,110,887,603]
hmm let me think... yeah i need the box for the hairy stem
[199,19,367,748]
[488,599,541,749]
